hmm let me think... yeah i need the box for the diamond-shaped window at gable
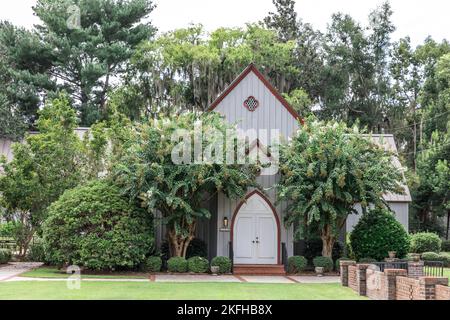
[244,96,259,112]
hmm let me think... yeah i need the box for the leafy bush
[210,256,232,274]
[27,241,47,263]
[410,232,441,253]
[350,208,410,261]
[313,256,333,272]
[42,180,154,270]
[441,240,450,252]
[0,249,12,264]
[167,257,188,273]
[304,238,342,262]
[358,257,377,263]
[186,238,208,259]
[421,252,440,261]
[187,256,209,273]
[141,256,162,272]
[287,256,308,273]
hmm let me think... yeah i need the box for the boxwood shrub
[42,180,154,270]
[350,208,410,261]
[210,256,231,274]
[187,256,209,273]
[287,256,307,274]
[421,252,440,261]
[410,232,442,253]
[141,256,162,272]
[313,256,333,272]
[167,257,188,273]
[0,249,11,264]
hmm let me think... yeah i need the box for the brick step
[233,264,286,275]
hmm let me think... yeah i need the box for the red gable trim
[208,63,304,125]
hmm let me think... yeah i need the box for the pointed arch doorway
[231,190,280,265]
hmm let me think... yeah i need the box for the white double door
[233,208,278,265]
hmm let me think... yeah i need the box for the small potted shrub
[167,257,188,273]
[313,256,333,276]
[187,256,209,273]
[287,256,307,274]
[210,256,232,274]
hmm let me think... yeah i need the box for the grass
[19,267,149,279]
[444,268,450,280]
[0,281,366,300]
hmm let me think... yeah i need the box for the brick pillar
[384,269,407,300]
[407,261,424,279]
[419,277,449,300]
[356,264,370,296]
[340,260,356,287]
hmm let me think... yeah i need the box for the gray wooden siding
[214,71,299,141]
[346,202,410,232]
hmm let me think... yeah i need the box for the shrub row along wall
[340,260,449,300]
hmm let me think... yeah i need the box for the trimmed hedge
[0,249,11,264]
[313,256,333,272]
[350,208,410,261]
[210,256,232,274]
[187,256,209,273]
[141,256,162,272]
[167,257,188,273]
[287,256,307,274]
[421,252,440,261]
[410,232,441,253]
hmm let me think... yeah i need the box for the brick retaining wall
[340,260,449,300]
[436,284,450,300]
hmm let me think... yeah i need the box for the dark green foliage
[42,180,154,270]
[167,257,188,273]
[350,208,410,261]
[141,256,162,272]
[187,256,209,273]
[0,249,12,264]
[358,258,377,263]
[303,238,343,262]
[278,120,404,258]
[287,256,307,273]
[114,112,258,257]
[410,232,442,253]
[26,241,46,263]
[186,238,208,259]
[210,256,232,274]
[313,256,333,272]
[441,240,450,252]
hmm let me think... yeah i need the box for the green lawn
[0,281,366,300]
[444,268,450,280]
[20,267,148,279]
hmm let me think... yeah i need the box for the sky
[0,0,449,46]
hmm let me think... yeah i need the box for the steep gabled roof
[208,63,304,125]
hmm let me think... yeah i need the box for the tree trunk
[167,220,197,258]
[321,225,335,258]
